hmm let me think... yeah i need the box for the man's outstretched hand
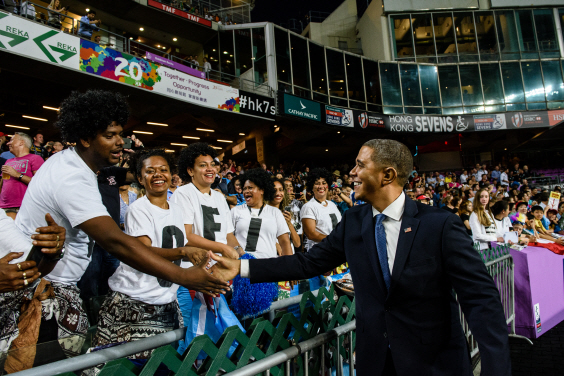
[182,251,231,297]
[209,252,241,282]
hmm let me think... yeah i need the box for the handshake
[181,247,243,298]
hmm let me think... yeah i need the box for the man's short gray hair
[363,139,413,186]
[15,132,33,150]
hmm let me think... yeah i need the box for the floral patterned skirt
[93,291,183,359]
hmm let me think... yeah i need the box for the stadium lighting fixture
[5,125,30,129]
[171,143,188,146]
[133,131,153,134]
[196,128,214,132]
[139,27,144,31]
[173,38,177,41]
[217,139,233,143]
[239,133,245,135]
[147,122,168,126]
[22,115,47,121]
[43,106,59,111]
[182,136,200,139]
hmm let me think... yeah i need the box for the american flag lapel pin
[404,227,412,233]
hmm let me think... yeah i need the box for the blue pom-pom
[231,253,278,317]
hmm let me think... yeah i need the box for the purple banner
[145,52,206,79]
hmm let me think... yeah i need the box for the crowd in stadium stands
[1,90,564,371]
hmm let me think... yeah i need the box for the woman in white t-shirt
[232,169,292,259]
[269,179,301,250]
[94,150,208,358]
[170,143,242,355]
[301,168,342,251]
[470,188,504,250]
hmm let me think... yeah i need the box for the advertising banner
[232,141,246,155]
[239,90,276,120]
[353,111,386,129]
[385,114,474,133]
[147,0,212,27]
[145,52,206,79]
[325,106,354,127]
[80,40,240,112]
[473,114,507,131]
[507,111,548,129]
[0,12,79,69]
[283,94,321,121]
[548,109,564,126]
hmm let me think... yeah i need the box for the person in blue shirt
[78,10,101,39]
[490,166,501,182]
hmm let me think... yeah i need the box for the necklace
[314,197,327,206]
[248,202,265,217]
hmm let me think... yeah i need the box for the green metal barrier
[55,284,355,376]
[479,244,511,263]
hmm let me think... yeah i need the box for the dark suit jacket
[249,197,511,376]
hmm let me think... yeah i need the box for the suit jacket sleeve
[249,208,348,283]
[442,215,511,376]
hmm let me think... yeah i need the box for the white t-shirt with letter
[300,199,342,251]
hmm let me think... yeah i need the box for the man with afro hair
[14,91,230,359]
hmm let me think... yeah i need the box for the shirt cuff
[240,259,250,278]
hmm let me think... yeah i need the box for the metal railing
[461,244,533,360]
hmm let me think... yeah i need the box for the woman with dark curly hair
[300,168,342,252]
[227,174,245,208]
[13,91,229,361]
[94,149,208,358]
[232,169,292,259]
[170,142,242,355]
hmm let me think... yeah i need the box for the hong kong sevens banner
[79,40,240,112]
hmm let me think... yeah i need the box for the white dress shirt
[241,193,406,278]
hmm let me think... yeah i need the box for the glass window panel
[433,13,457,64]
[383,106,403,114]
[330,97,348,107]
[390,15,415,60]
[459,65,482,105]
[404,107,423,114]
[400,64,422,106]
[310,42,327,94]
[203,34,220,73]
[548,101,564,109]
[274,28,291,83]
[484,104,505,113]
[480,63,504,105]
[419,65,441,107]
[363,59,382,105]
[290,35,310,89]
[474,11,498,61]
[528,102,547,110]
[327,49,347,98]
[234,29,253,78]
[454,12,479,62]
[412,13,436,63]
[534,9,559,58]
[251,28,267,86]
[516,10,538,59]
[424,107,442,114]
[349,100,367,110]
[442,107,463,115]
[521,61,545,102]
[464,106,484,114]
[278,81,292,93]
[368,104,382,113]
[438,65,462,107]
[506,103,526,111]
[495,11,520,60]
[380,63,402,106]
[542,60,564,102]
[346,54,365,101]
[219,31,234,79]
[501,62,525,103]
[294,87,311,99]
[313,92,328,103]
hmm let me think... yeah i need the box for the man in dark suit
[211,139,510,375]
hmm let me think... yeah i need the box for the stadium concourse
[3,0,564,375]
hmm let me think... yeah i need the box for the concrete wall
[383,0,479,12]
[303,0,360,51]
[356,0,392,61]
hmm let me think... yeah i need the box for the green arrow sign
[33,30,58,63]
[0,13,8,21]
[0,29,28,49]
[49,44,76,62]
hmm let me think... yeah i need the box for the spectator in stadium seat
[52,141,64,154]
[470,188,503,250]
[0,133,44,220]
[491,165,501,181]
[78,9,101,39]
[30,132,47,159]
[93,34,113,48]
[19,1,36,21]
[203,57,211,78]
[47,0,68,29]
[478,173,489,188]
